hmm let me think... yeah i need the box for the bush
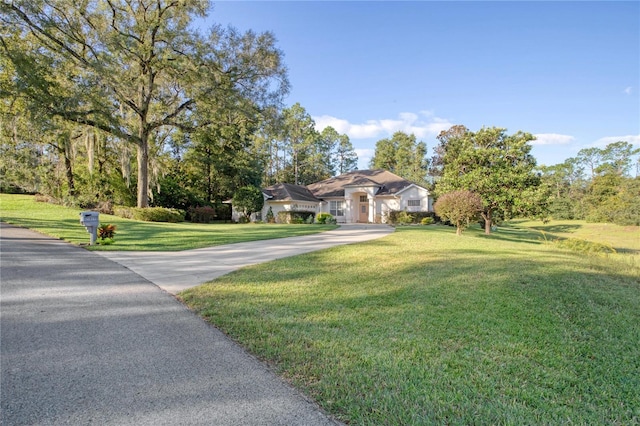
[188,206,216,223]
[421,217,435,225]
[98,223,116,240]
[266,207,275,223]
[113,205,134,219]
[395,211,413,225]
[114,206,185,222]
[434,190,483,235]
[316,212,334,224]
[387,210,437,225]
[553,238,616,254]
[276,210,315,224]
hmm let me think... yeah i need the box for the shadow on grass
[527,223,583,234]
[182,238,640,425]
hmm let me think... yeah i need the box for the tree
[434,126,541,234]
[370,131,428,185]
[1,0,288,207]
[281,103,317,185]
[434,190,483,235]
[232,185,264,220]
[334,132,358,174]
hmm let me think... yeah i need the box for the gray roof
[263,183,319,203]
[264,170,422,202]
[307,169,416,198]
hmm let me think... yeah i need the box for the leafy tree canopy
[0,0,289,207]
[434,126,542,234]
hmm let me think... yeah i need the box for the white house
[259,169,433,224]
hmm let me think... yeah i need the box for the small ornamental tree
[434,190,483,235]
[232,186,264,221]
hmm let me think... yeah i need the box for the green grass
[512,219,640,253]
[0,194,336,251]
[181,224,640,425]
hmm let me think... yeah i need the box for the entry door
[359,203,369,222]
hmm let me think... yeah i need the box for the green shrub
[189,206,216,223]
[395,211,413,225]
[114,206,185,222]
[553,238,616,254]
[266,207,275,223]
[113,206,134,219]
[277,210,315,224]
[316,212,334,224]
[387,210,437,225]
[421,216,434,225]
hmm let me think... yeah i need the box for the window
[330,200,345,216]
[359,195,368,202]
[407,199,421,207]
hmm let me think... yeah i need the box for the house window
[330,200,345,216]
[407,199,421,207]
[359,195,368,202]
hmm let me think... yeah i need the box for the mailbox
[79,211,99,245]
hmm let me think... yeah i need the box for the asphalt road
[0,223,340,425]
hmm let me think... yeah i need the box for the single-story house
[252,169,432,224]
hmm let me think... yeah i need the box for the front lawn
[181,224,640,424]
[0,194,336,251]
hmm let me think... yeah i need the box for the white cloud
[532,133,576,146]
[313,111,454,140]
[624,86,633,95]
[592,134,640,147]
[354,148,375,169]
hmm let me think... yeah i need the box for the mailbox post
[79,211,99,245]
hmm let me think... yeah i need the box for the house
[258,169,433,224]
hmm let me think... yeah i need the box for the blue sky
[203,1,639,169]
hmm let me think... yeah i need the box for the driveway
[96,224,394,294]
[1,223,392,425]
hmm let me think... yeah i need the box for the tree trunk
[64,153,75,196]
[483,210,492,234]
[137,132,149,208]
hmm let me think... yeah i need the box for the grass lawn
[512,219,640,253]
[181,223,640,425]
[0,194,336,251]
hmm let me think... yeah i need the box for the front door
[359,203,369,222]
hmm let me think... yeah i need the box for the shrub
[387,210,437,225]
[189,206,216,223]
[316,212,334,224]
[98,223,116,240]
[553,238,616,254]
[277,210,315,224]
[434,190,483,235]
[266,207,275,223]
[114,206,134,219]
[114,206,185,222]
[395,211,413,225]
[421,216,435,225]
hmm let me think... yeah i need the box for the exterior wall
[397,186,432,212]
[344,186,379,223]
[261,201,319,223]
[375,197,400,223]
[318,197,347,223]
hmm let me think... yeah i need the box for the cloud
[313,111,454,140]
[354,148,375,169]
[592,134,640,147]
[624,86,633,95]
[532,133,576,146]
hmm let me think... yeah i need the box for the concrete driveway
[1,223,392,425]
[96,224,394,294]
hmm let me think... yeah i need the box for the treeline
[539,141,640,225]
[0,1,356,212]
